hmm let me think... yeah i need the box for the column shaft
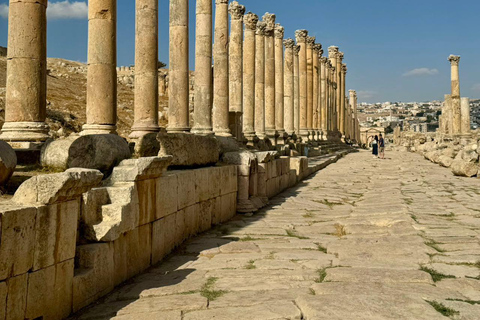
[306,37,315,138]
[312,44,321,138]
[283,39,295,136]
[263,13,276,140]
[448,55,461,135]
[460,97,471,134]
[341,62,347,135]
[275,24,285,139]
[293,45,300,136]
[320,57,327,134]
[255,22,266,138]
[296,30,308,139]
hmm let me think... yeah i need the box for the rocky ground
[71,150,480,320]
[0,56,169,138]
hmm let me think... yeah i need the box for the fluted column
[82,0,118,135]
[306,36,315,140]
[320,57,327,136]
[192,0,213,134]
[448,55,461,135]
[263,13,276,142]
[0,0,49,143]
[168,0,189,132]
[283,39,295,137]
[328,46,338,132]
[213,0,231,136]
[242,12,258,144]
[296,30,308,139]
[255,21,267,139]
[275,24,286,142]
[130,0,160,138]
[341,62,347,136]
[293,44,300,137]
[313,44,322,140]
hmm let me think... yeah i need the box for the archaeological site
[0,0,479,319]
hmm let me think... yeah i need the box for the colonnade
[0,0,361,147]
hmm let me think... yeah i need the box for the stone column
[275,24,286,142]
[242,12,259,144]
[461,97,471,134]
[328,46,338,132]
[341,62,347,136]
[213,0,231,136]
[349,90,355,140]
[293,44,301,137]
[295,30,309,140]
[192,0,213,134]
[448,55,461,135]
[168,0,190,132]
[0,0,49,144]
[320,57,327,135]
[263,13,276,142]
[443,94,452,134]
[326,61,331,132]
[255,21,267,139]
[306,36,315,139]
[313,44,322,140]
[130,0,160,138]
[82,0,118,135]
[336,51,344,134]
[228,1,246,139]
[159,73,167,96]
[283,39,295,137]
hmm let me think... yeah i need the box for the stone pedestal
[263,13,277,143]
[168,0,190,133]
[130,0,160,138]
[295,30,308,140]
[192,0,213,135]
[243,13,259,145]
[0,0,49,144]
[255,22,267,139]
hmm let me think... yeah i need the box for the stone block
[137,178,157,226]
[211,196,222,226]
[12,168,103,205]
[132,133,160,157]
[209,166,222,198]
[126,225,152,279]
[0,281,6,320]
[157,132,220,167]
[194,167,211,203]
[275,159,282,177]
[156,172,178,219]
[257,164,267,198]
[0,205,36,281]
[54,259,74,319]
[222,151,257,176]
[280,157,290,175]
[221,193,237,223]
[0,140,17,186]
[108,156,172,183]
[173,170,196,210]
[288,169,297,188]
[26,265,55,320]
[152,219,166,265]
[41,134,131,174]
[113,233,128,287]
[184,205,198,239]
[164,213,176,255]
[220,165,237,195]
[6,273,27,320]
[33,200,79,270]
[197,200,213,233]
[174,210,186,247]
[73,244,114,312]
[451,159,478,177]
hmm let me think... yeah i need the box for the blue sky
[1,0,479,103]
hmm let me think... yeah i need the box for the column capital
[294,44,301,55]
[328,46,339,58]
[283,38,295,49]
[448,54,460,66]
[295,29,308,43]
[262,12,276,35]
[215,0,228,4]
[256,21,267,35]
[274,23,285,39]
[342,64,347,74]
[244,12,258,30]
[313,43,322,54]
[337,51,344,60]
[229,1,246,20]
[306,36,316,48]
[349,89,356,94]
[320,56,328,64]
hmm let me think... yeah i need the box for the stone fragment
[132,133,161,157]
[450,159,478,177]
[0,141,17,186]
[108,156,172,183]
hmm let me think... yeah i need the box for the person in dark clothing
[379,133,385,159]
[371,135,379,158]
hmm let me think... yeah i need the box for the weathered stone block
[127,225,152,279]
[220,165,237,195]
[108,156,172,183]
[152,219,166,265]
[211,196,222,226]
[132,132,160,157]
[0,140,17,186]
[26,265,55,320]
[221,193,237,223]
[6,273,27,320]
[184,205,198,240]
[222,151,257,176]
[197,200,213,233]
[0,281,6,320]
[209,167,222,198]
[113,233,128,286]
[173,170,196,210]
[0,205,36,281]
[157,132,220,167]
[164,213,176,255]
[194,167,211,203]
[137,179,157,226]
[451,159,478,177]
[174,209,186,247]
[156,172,178,219]
[41,134,131,174]
[54,259,74,319]
[288,169,297,188]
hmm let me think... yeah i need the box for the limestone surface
[0,140,17,186]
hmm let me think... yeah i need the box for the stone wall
[0,149,350,319]
[394,130,480,177]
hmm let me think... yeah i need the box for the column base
[191,127,214,135]
[299,129,309,141]
[129,124,160,139]
[81,124,117,135]
[0,121,49,143]
[243,132,258,147]
[167,127,191,133]
[214,129,232,137]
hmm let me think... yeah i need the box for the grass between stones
[425,300,459,317]
[313,199,344,209]
[245,260,256,269]
[446,298,480,305]
[424,239,446,253]
[410,214,419,223]
[314,268,327,283]
[309,288,316,295]
[239,235,265,242]
[303,211,315,218]
[285,229,310,239]
[420,265,456,282]
[328,224,347,238]
[200,277,228,301]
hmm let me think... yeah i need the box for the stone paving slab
[71,150,480,320]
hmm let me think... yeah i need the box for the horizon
[1,0,479,103]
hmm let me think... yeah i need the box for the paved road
[74,150,480,320]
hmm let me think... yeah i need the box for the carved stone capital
[448,55,460,66]
[294,45,301,55]
[295,29,308,43]
[256,21,267,36]
[328,46,339,58]
[262,12,276,35]
[320,57,328,64]
[342,64,347,74]
[338,51,344,60]
[274,24,285,39]
[244,12,259,30]
[313,43,322,54]
[283,38,295,49]
[215,0,228,4]
[229,1,246,20]
[306,36,316,48]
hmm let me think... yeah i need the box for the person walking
[379,133,385,159]
[371,135,379,158]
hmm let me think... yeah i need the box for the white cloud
[0,4,8,19]
[0,2,88,20]
[471,83,480,92]
[357,91,377,100]
[402,68,439,77]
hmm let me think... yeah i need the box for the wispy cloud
[0,1,88,20]
[0,4,8,19]
[471,83,480,92]
[357,91,377,100]
[402,68,439,77]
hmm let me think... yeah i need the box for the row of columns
[1,0,361,147]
